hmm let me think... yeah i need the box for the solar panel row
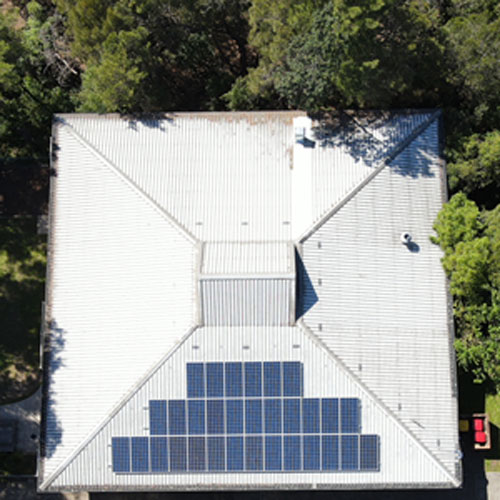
[112,434,379,473]
[150,398,360,435]
[186,362,303,399]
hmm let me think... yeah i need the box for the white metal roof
[40,110,461,492]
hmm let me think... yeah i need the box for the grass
[485,393,500,472]
[0,217,46,403]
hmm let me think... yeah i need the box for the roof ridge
[39,324,200,491]
[297,319,459,486]
[298,110,441,243]
[56,118,199,246]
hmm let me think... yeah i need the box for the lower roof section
[39,326,460,491]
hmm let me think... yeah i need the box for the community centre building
[38,110,461,492]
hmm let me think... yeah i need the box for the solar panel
[264,361,281,397]
[303,435,320,470]
[226,399,243,434]
[341,398,359,433]
[188,400,205,435]
[188,437,206,471]
[283,362,302,397]
[283,399,300,434]
[227,436,244,471]
[114,362,380,475]
[245,399,262,434]
[283,435,301,470]
[208,437,225,471]
[264,399,281,434]
[207,400,224,434]
[149,400,167,435]
[302,398,319,433]
[112,437,130,472]
[168,400,186,435]
[321,398,339,433]
[150,437,168,472]
[322,435,339,470]
[131,437,149,472]
[186,363,204,398]
[170,437,187,471]
[206,362,224,398]
[360,435,379,471]
[244,362,262,397]
[341,434,359,471]
[225,362,243,397]
[245,436,263,471]
[265,435,282,471]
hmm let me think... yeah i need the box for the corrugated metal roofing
[201,242,293,276]
[40,110,461,492]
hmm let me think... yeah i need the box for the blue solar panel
[360,435,379,471]
[283,362,302,396]
[341,434,359,470]
[322,435,339,470]
[321,398,339,433]
[284,435,301,470]
[227,436,244,471]
[149,400,167,435]
[188,437,206,471]
[246,436,263,471]
[131,437,149,472]
[170,437,187,471]
[186,363,204,398]
[265,435,282,471]
[245,399,262,434]
[341,398,359,433]
[112,437,130,472]
[264,399,281,434]
[206,362,224,398]
[112,362,379,476]
[244,362,262,397]
[207,399,224,434]
[226,399,243,434]
[283,399,300,434]
[302,399,319,433]
[151,437,168,472]
[208,437,225,471]
[188,400,205,435]
[168,400,186,435]
[264,362,281,397]
[225,362,243,397]
[303,435,320,470]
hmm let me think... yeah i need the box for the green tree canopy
[433,193,500,386]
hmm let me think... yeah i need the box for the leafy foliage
[433,194,500,386]
[0,3,76,159]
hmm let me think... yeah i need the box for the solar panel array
[112,362,380,473]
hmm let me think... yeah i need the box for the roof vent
[400,232,412,245]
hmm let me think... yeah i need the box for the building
[38,110,461,492]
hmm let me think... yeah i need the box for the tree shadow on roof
[309,110,436,177]
[40,321,66,460]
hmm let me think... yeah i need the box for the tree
[0,2,75,159]
[447,131,500,207]
[433,193,500,386]
[58,0,254,112]
[227,0,446,111]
